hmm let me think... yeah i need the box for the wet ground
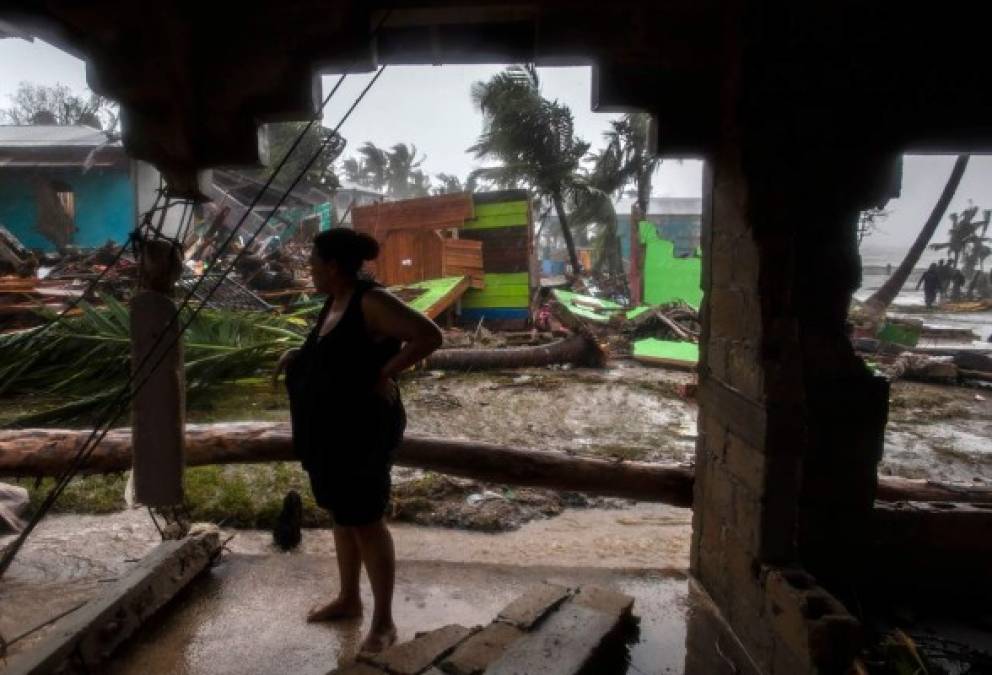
[882,380,992,484]
[0,504,693,673]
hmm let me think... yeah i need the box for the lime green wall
[639,220,702,309]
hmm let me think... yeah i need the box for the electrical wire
[0,16,392,578]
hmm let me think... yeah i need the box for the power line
[0,60,390,580]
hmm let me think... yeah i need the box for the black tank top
[286,280,403,465]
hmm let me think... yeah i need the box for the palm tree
[865,154,970,312]
[568,113,659,276]
[930,204,991,275]
[386,143,426,198]
[599,113,658,216]
[468,65,590,273]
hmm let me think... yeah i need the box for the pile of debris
[545,287,701,371]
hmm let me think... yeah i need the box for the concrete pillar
[130,238,185,507]
[688,7,900,670]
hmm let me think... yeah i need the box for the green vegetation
[0,296,306,426]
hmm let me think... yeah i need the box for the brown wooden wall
[459,226,529,274]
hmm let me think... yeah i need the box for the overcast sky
[2,37,990,257]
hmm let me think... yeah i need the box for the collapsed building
[2,2,991,674]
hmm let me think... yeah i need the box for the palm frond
[1,298,306,426]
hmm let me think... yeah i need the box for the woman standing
[276,228,442,653]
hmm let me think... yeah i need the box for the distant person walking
[917,263,942,308]
[950,266,966,300]
[936,259,952,301]
[275,228,442,654]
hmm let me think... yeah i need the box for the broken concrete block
[440,621,524,675]
[572,586,634,619]
[364,624,473,675]
[486,601,626,675]
[2,526,221,674]
[496,583,571,630]
[762,566,860,670]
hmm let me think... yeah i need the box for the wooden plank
[485,601,626,675]
[353,194,473,236]
[2,527,221,675]
[422,275,472,319]
[462,214,528,230]
[471,201,529,218]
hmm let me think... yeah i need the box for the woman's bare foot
[359,623,397,654]
[307,597,362,622]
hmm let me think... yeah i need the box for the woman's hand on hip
[272,348,301,388]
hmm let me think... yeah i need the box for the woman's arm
[362,288,443,382]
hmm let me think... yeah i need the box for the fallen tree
[0,423,692,506]
[1,424,988,505]
[423,334,605,371]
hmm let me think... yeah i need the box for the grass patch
[590,444,651,461]
[14,462,331,529]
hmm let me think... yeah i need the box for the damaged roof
[0,125,119,148]
[0,125,125,168]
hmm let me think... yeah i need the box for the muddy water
[882,381,992,483]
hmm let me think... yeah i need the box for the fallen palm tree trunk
[423,334,605,371]
[1,424,989,505]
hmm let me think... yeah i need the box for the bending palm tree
[865,154,970,313]
[469,65,589,273]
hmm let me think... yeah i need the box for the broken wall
[0,167,135,250]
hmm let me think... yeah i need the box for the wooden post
[130,237,184,507]
[629,204,643,306]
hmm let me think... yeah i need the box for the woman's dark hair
[312,228,379,276]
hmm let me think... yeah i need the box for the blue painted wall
[0,166,135,250]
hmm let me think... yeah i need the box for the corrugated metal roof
[0,125,120,148]
[614,196,702,216]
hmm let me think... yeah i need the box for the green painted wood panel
[472,201,529,218]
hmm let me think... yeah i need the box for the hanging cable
[0,61,390,580]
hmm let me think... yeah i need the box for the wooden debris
[1,525,220,675]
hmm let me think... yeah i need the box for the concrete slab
[485,601,625,675]
[3,527,220,675]
[363,624,473,675]
[440,622,525,675]
[496,583,571,630]
[572,585,635,619]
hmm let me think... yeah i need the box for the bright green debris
[632,338,699,366]
[463,272,529,309]
[551,289,625,323]
[639,221,702,309]
[391,276,468,315]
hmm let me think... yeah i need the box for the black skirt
[304,395,406,527]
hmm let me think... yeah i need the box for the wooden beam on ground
[2,526,220,675]
[0,424,692,505]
